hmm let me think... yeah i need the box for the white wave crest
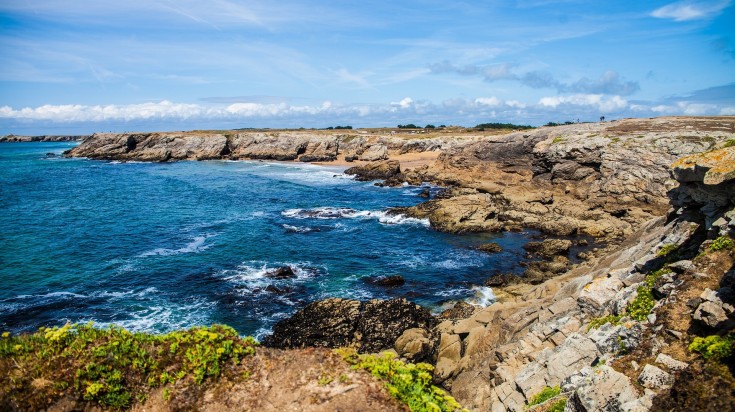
[139,234,215,257]
[282,207,429,226]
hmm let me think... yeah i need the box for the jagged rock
[671,146,735,186]
[668,260,695,274]
[262,298,435,353]
[394,328,432,362]
[693,301,731,329]
[358,145,389,161]
[476,242,502,253]
[565,365,646,411]
[587,322,643,355]
[545,333,600,385]
[484,273,521,287]
[523,239,573,257]
[655,353,689,371]
[652,272,677,299]
[434,333,462,382]
[345,160,401,182]
[514,361,548,401]
[418,188,431,198]
[638,364,673,389]
[439,301,476,320]
[264,266,297,279]
[577,276,625,315]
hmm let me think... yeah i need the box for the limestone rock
[671,146,735,186]
[358,145,389,161]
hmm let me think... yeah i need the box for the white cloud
[538,94,628,113]
[475,97,502,107]
[651,1,731,21]
[1,96,732,133]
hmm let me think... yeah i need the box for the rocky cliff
[399,117,734,242]
[65,130,456,163]
[1,134,87,142]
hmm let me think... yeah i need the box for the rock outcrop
[262,298,436,354]
[0,134,86,142]
[401,117,735,240]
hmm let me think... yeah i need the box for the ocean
[0,142,533,339]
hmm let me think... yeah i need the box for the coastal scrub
[338,348,464,411]
[0,323,257,409]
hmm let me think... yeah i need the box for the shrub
[627,285,655,321]
[689,335,734,361]
[587,314,622,331]
[723,139,735,148]
[547,398,567,412]
[338,349,464,411]
[0,323,258,409]
[528,386,561,406]
[710,236,735,252]
[657,244,678,258]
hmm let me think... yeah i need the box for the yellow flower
[1,331,9,338]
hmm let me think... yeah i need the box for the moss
[551,136,565,144]
[528,386,561,407]
[337,348,464,412]
[724,139,735,148]
[0,323,257,409]
[689,335,734,361]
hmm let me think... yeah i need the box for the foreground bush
[0,323,257,409]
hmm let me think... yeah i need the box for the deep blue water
[0,142,533,338]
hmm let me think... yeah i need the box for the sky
[0,0,734,134]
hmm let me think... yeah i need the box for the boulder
[262,298,435,352]
[364,275,405,287]
[523,239,573,257]
[345,160,401,182]
[638,364,673,389]
[577,276,625,315]
[484,273,521,287]
[476,242,502,253]
[358,145,389,161]
[655,353,689,371]
[439,301,476,320]
[394,328,432,362]
[434,333,462,382]
[264,266,297,279]
[565,365,645,411]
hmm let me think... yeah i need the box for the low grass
[337,348,464,412]
[0,323,257,409]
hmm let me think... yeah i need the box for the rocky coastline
[9,116,733,410]
[0,134,87,142]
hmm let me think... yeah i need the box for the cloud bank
[651,1,731,21]
[2,93,733,134]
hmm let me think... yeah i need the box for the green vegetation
[689,335,734,361]
[474,122,534,130]
[397,124,421,129]
[547,398,567,412]
[587,314,622,331]
[325,126,353,130]
[338,348,464,412]
[657,243,679,258]
[551,136,565,144]
[724,139,735,148]
[528,386,561,406]
[425,124,436,129]
[0,323,257,409]
[710,236,735,252]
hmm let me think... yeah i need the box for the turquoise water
[0,142,532,338]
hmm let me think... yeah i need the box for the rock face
[66,131,446,164]
[1,134,86,142]
[401,117,735,239]
[262,298,435,353]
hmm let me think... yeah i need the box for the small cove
[1,142,537,338]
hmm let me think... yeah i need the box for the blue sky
[0,1,733,134]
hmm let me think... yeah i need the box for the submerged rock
[364,275,405,287]
[476,242,502,253]
[262,298,435,353]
